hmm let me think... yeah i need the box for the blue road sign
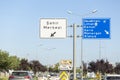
[82,18,110,39]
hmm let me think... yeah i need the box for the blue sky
[0,0,120,66]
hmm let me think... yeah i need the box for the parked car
[38,74,47,80]
[9,71,33,80]
[49,73,59,80]
[70,73,81,80]
[102,74,120,80]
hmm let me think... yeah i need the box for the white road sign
[59,60,72,70]
[40,18,67,38]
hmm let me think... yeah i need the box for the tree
[29,60,47,74]
[0,50,21,71]
[8,56,20,70]
[88,59,113,74]
[18,58,30,70]
[0,49,48,73]
[114,62,120,74]
[83,62,87,75]
[0,50,10,70]
[51,63,59,72]
[88,61,96,72]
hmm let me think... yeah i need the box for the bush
[0,77,8,80]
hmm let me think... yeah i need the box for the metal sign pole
[81,25,83,80]
[73,24,76,80]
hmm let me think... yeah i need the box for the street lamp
[67,9,97,16]
[36,44,43,60]
[67,9,97,80]
[37,44,56,74]
[92,9,98,13]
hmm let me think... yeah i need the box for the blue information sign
[82,18,110,39]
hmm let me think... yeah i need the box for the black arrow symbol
[50,32,56,37]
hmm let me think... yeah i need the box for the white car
[49,73,60,80]
[9,71,33,80]
[38,74,47,80]
[103,74,120,80]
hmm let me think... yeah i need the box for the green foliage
[2,49,120,75]
[114,62,120,74]
[53,63,59,72]
[0,49,20,70]
[0,50,9,70]
[8,56,20,69]
[29,60,47,73]
[88,59,113,74]
[18,58,30,70]
[49,63,59,72]
[18,59,47,73]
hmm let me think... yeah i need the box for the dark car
[70,73,81,80]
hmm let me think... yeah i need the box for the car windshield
[50,73,57,76]
[12,72,28,76]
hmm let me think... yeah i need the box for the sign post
[59,60,72,80]
[82,18,110,80]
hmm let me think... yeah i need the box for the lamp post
[36,44,56,73]
[46,47,56,74]
[36,44,43,60]
[67,9,97,80]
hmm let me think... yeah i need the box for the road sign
[59,71,69,80]
[40,18,67,38]
[59,60,72,70]
[82,18,110,39]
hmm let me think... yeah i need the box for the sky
[0,0,120,66]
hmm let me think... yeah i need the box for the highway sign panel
[40,18,67,39]
[82,18,110,39]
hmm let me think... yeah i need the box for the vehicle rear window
[12,72,28,76]
[107,76,120,80]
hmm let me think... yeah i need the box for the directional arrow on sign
[60,71,68,80]
[104,30,109,34]
[50,32,56,37]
